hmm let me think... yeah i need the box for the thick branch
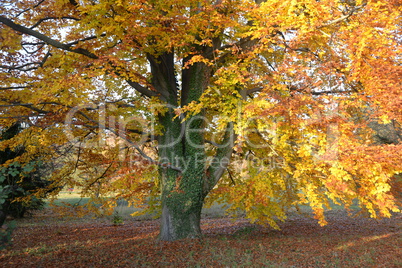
[0,15,98,59]
[147,53,178,102]
[204,122,236,195]
[0,102,50,114]
[311,89,354,95]
[0,86,29,90]
[0,115,34,119]
[246,87,262,95]
[126,80,158,98]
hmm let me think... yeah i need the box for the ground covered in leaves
[1,209,401,267]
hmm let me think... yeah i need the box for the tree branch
[0,15,98,59]
[69,0,79,8]
[0,102,49,114]
[246,87,262,95]
[311,89,354,95]
[0,115,34,119]
[65,35,103,47]
[85,161,114,191]
[318,3,367,29]
[30,16,80,29]
[0,86,29,90]
[14,0,46,18]
[0,50,50,71]
[204,122,236,195]
[0,16,157,99]
[126,80,158,98]
[91,121,183,172]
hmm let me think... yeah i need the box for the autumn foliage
[0,0,401,240]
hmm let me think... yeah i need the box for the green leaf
[22,162,36,173]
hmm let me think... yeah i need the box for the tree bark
[369,120,401,145]
[154,57,210,240]
[0,211,6,227]
[157,105,206,241]
[159,196,204,241]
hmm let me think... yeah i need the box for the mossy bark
[157,106,206,240]
[156,61,209,241]
[159,194,204,241]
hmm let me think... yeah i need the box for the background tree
[0,0,401,241]
[0,123,53,226]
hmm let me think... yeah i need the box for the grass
[46,190,229,222]
[46,191,89,207]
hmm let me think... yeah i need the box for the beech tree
[0,0,401,241]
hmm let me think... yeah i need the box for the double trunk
[154,58,210,241]
[150,51,233,241]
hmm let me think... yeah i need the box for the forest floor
[0,207,401,267]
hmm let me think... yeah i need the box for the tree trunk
[0,211,6,227]
[159,196,203,241]
[153,57,209,241]
[149,52,230,241]
[157,108,206,240]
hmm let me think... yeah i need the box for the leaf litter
[0,208,401,267]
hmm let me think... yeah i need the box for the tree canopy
[0,0,401,240]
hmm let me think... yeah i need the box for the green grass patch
[46,191,89,207]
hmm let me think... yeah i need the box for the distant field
[48,191,89,206]
[47,190,228,221]
[45,190,367,230]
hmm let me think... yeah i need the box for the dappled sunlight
[2,222,160,257]
[335,233,398,251]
